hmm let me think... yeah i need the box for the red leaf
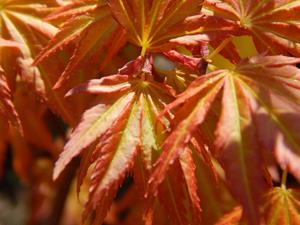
[54,92,135,179]
[215,75,268,224]
[148,72,224,196]
[204,0,300,56]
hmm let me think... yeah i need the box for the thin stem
[141,44,148,57]
[281,169,288,190]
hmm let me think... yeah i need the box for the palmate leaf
[54,56,181,224]
[108,0,205,54]
[0,0,77,125]
[57,57,205,225]
[150,54,300,224]
[34,0,126,89]
[264,187,300,225]
[204,0,300,56]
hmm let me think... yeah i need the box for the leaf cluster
[1,0,300,225]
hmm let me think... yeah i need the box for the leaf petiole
[281,169,288,190]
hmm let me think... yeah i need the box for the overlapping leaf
[0,1,297,224]
[148,70,224,195]
[236,55,300,183]
[34,0,126,88]
[150,54,300,224]
[56,55,209,225]
[54,56,181,224]
[204,0,300,56]
[0,0,78,125]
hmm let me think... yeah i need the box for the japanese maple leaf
[53,56,179,224]
[55,55,209,224]
[108,0,204,54]
[264,187,300,224]
[149,54,300,224]
[0,0,77,125]
[204,0,300,56]
[34,0,126,89]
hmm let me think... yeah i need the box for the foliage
[1,0,300,224]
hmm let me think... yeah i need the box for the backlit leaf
[34,2,125,89]
[264,187,300,225]
[0,0,77,125]
[204,0,300,56]
[153,54,300,224]
[108,0,204,54]
[55,56,176,224]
